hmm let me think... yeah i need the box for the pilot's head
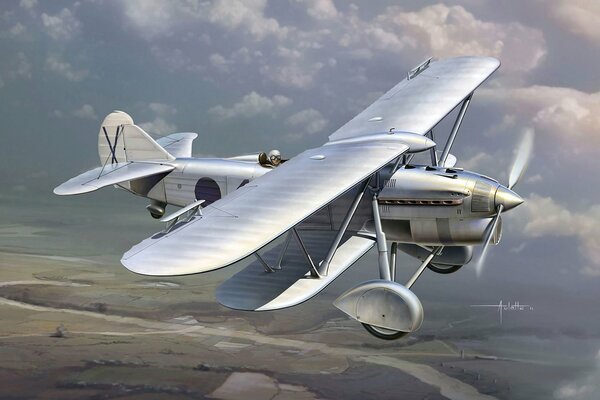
[268,149,281,166]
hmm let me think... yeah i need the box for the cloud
[119,2,545,93]
[138,103,178,135]
[41,8,81,40]
[148,102,177,116]
[139,118,177,135]
[72,104,97,120]
[19,0,37,10]
[555,349,600,399]
[359,4,546,72]
[10,52,32,79]
[299,0,338,20]
[208,92,292,120]
[480,86,600,155]
[285,108,328,135]
[521,194,600,275]
[8,23,26,37]
[207,0,288,41]
[123,0,286,41]
[45,55,89,82]
[547,0,600,44]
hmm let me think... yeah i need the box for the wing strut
[439,93,472,165]
[319,178,370,276]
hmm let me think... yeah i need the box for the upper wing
[329,56,499,141]
[121,138,410,276]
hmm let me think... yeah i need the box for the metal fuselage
[124,157,271,208]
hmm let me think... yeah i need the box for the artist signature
[470,300,533,324]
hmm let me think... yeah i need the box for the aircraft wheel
[150,212,163,219]
[427,263,462,274]
[362,323,409,340]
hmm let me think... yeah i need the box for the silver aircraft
[55,56,531,340]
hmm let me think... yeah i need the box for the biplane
[55,56,532,339]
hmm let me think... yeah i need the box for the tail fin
[98,111,174,164]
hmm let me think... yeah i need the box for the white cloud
[522,194,600,275]
[208,0,288,41]
[138,103,178,135]
[122,0,184,38]
[19,0,37,10]
[73,104,97,120]
[547,0,600,44]
[139,118,177,135]
[119,2,546,92]
[360,4,546,72]
[148,102,177,116]
[41,8,81,40]
[208,92,292,119]
[45,55,89,82]
[123,0,286,41]
[285,108,328,135]
[480,86,600,155]
[209,53,230,72]
[299,0,338,20]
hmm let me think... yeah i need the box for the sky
[0,1,599,397]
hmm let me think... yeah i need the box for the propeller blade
[475,205,503,277]
[508,129,534,189]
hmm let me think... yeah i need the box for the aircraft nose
[494,185,524,211]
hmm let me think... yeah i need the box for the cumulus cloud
[41,8,81,40]
[72,104,97,120]
[139,103,178,135]
[355,4,546,72]
[208,0,288,41]
[119,2,545,92]
[208,92,292,119]
[522,194,600,275]
[123,0,286,41]
[285,108,328,135]
[299,0,338,20]
[547,0,600,44]
[480,86,600,155]
[45,55,89,82]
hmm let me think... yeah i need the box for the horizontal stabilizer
[156,132,198,158]
[54,162,174,196]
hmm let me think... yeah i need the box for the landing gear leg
[362,199,409,339]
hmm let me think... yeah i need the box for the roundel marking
[194,177,221,206]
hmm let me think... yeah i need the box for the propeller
[475,129,534,276]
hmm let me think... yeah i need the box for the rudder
[98,111,174,165]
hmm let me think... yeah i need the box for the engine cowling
[377,165,505,245]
